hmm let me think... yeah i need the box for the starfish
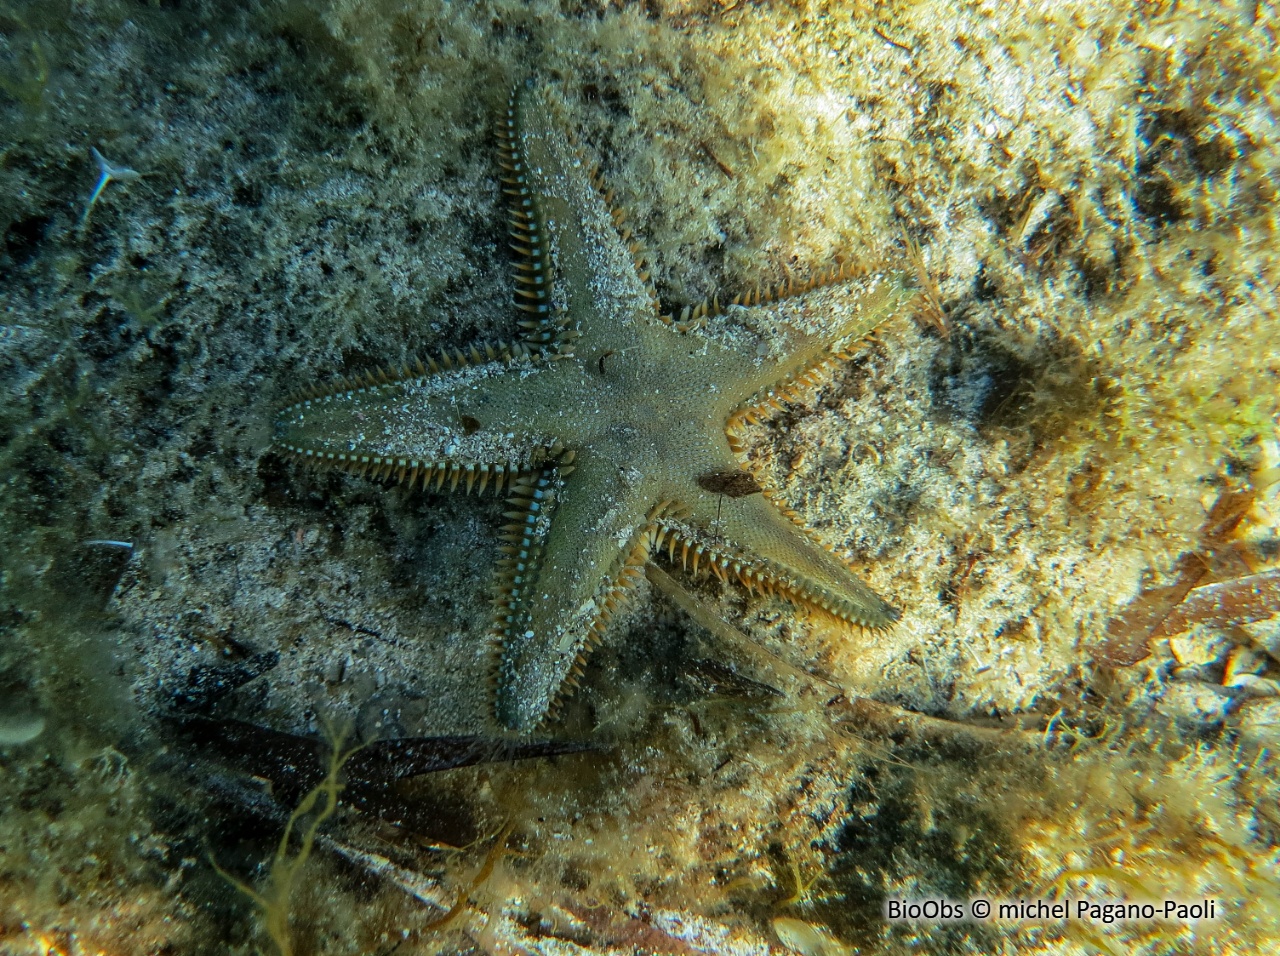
[275,83,912,733]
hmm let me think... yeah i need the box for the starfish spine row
[659,259,872,333]
[724,341,870,441]
[492,447,577,645]
[280,338,538,411]
[652,515,898,629]
[278,444,532,497]
[498,90,576,352]
[585,163,665,317]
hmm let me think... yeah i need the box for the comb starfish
[275,84,912,733]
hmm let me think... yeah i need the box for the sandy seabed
[2,1,1278,953]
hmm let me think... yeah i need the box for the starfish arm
[514,85,660,353]
[716,271,918,409]
[273,356,563,493]
[672,487,899,629]
[493,449,656,732]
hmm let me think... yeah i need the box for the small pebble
[0,712,47,746]
[1156,682,1231,727]
[1225,674,1280,697]
[1223,645,1266,685]
[1167,627,1230,669]
[774,917,852,956]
